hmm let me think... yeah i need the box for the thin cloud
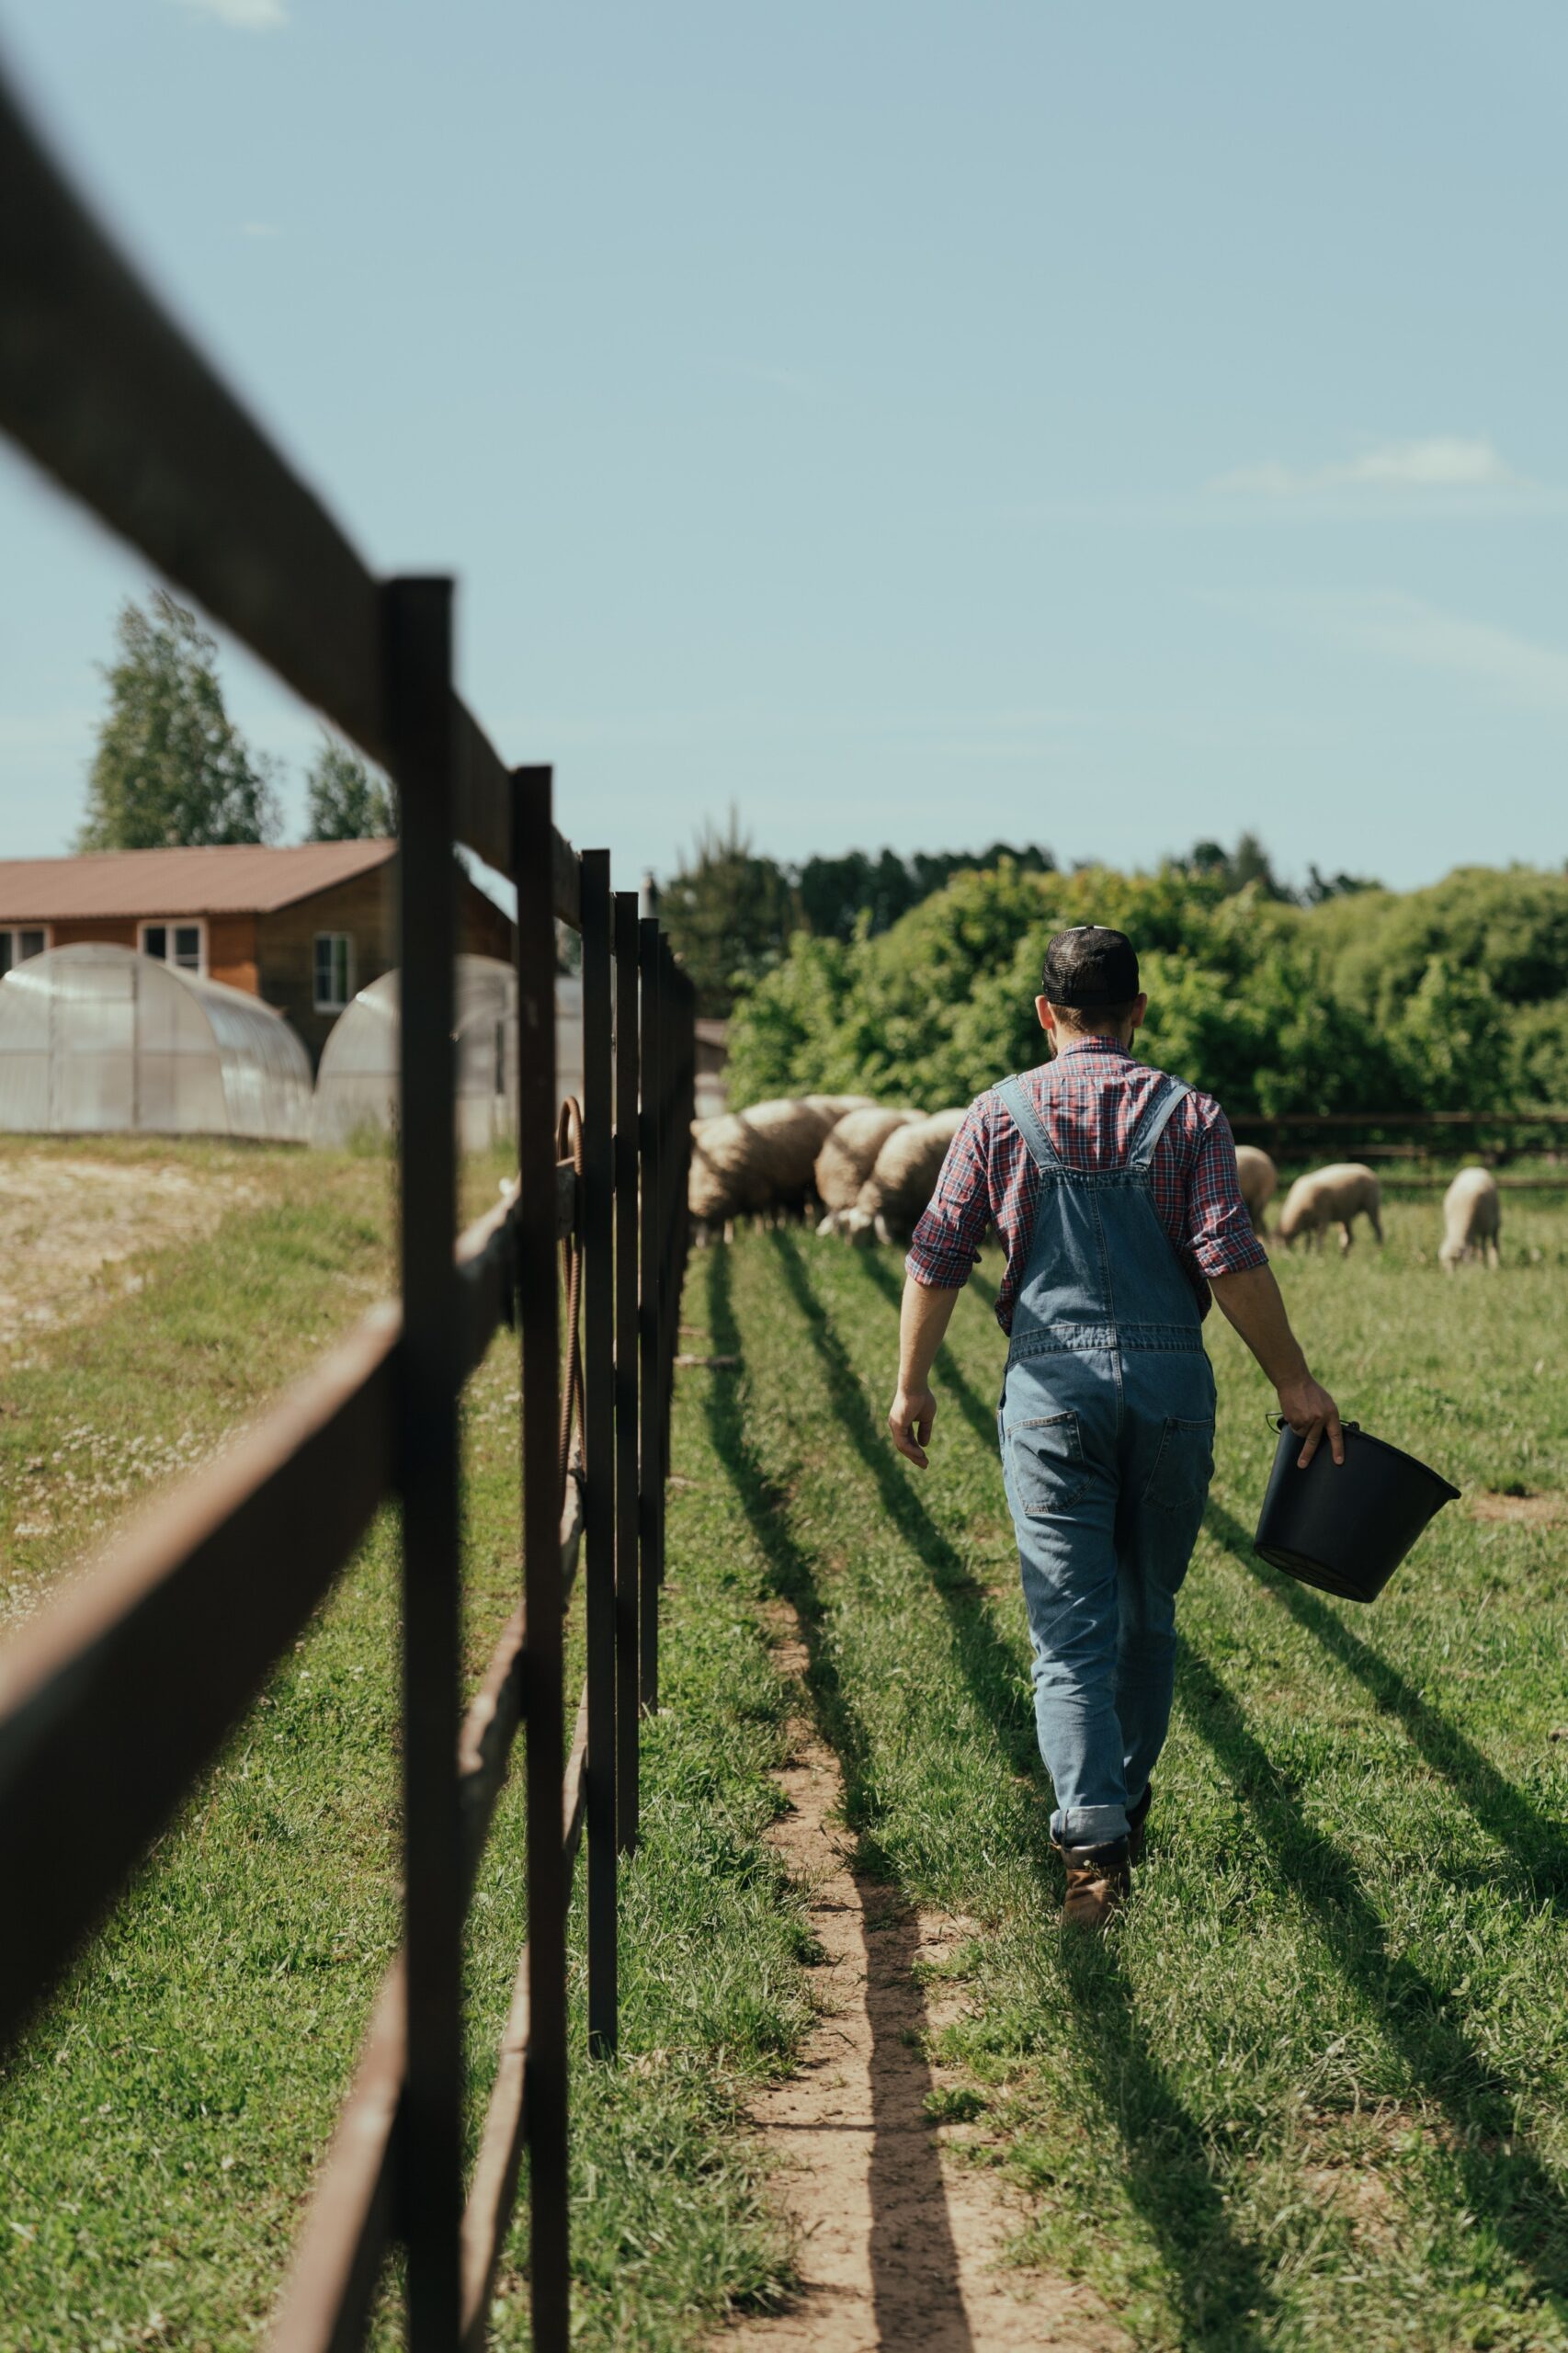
[1211,436,1522,496]
[1333,590,1568,711]
[174,0,288,28]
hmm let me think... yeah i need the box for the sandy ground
[0,1151,256,1356]
[725,1609,1125,2353]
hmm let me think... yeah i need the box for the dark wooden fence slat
[580,850,618,2057]
[637,918,663,1715]
[388,578,464,2349]
[612,892,641,1853]
[510,767,571,2353]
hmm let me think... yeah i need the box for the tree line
[659,813,1380,1018]
[722,854,1568,1119]
[78,590,392,850]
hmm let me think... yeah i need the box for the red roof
[0,840,396,922]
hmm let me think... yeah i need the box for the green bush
[723,858,1568,1118]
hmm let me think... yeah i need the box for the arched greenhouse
[312,954,535,1151]
[0,941,312,1141]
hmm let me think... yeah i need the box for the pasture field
[0,1141,809,2352]
[3,1148,1566,2350]
[696,1197,1568,2352]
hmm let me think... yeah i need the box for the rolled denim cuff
[1053,1802,1130,1849]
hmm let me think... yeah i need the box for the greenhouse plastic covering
[312,954,584,1150]
[0,942,312,1141]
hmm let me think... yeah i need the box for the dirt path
[0,1149,257,1357]
[727,1612,1125,2353]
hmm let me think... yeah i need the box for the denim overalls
[994,1071,1216,1848]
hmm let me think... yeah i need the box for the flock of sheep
[688,1098,1506,1268]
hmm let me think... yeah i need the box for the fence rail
[0,67,695,2353]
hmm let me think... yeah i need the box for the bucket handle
[1267,1413,1361,1436]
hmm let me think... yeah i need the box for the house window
[140,919,205,975]
[0,926,50,976]
[314,932,354,1014]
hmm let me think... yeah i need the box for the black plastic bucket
[1254,1419,1460,1603]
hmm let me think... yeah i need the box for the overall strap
[1125,1073,1190,1174]
[994,1074,1065,1175]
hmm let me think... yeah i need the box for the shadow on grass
[702,1245,977,2351]
[1205,1497,1568,1906]
[763,1233,1278,2351]
[858,1250,1000,1458]
[1176,1639,1568,2315]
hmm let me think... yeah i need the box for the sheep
[843,1108,968,1245]
[688,1096,865,1233]
[813,1108,918,1229]
[1439,1165,1501,1270]
[1233,1144,1278,1235]
[1276,1163,1383,1256]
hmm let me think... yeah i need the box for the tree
[79,590,280,849]
[1181,832,1290,900]
[305,731,393,839]
[661,810,799,1017]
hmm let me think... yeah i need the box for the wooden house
[0,841,514,1065]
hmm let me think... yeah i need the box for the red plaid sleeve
[1185,1105,1268,1279]
[905,1097,992,1289]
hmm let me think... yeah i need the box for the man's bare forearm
[898,1275,962,1392]
[886,1274,964,1469]
[1210,1262,1346,1466]
[1209,1264,1309,1389]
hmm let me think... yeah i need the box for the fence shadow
[764,1233,1278,2350]
[702,1245,976,2351]
[1176,1642,1568,2309]
[858,1250,1000,1458]
[1204,1498,1568,1907]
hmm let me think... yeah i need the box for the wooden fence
[0,71,695,2353]
[1229,1109,1568,1185]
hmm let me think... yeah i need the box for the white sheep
[1276,1163,1383,1256]
[688,1097,846,1229]
[1439,1165,1501,1270]
[1233,1144,1278,1236]
[813,1107,918,1227]
[844,1108,968,1245]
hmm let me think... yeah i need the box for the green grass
[0,1142,811,2351]
[6,1154,1568,2349]
[691,1199,1568,2352]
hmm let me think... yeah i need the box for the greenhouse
[312,954,551,1151]
[0,941,312,1142]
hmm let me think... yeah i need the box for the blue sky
[1,0,1564,897]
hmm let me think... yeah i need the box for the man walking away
[886,926,1342,1930]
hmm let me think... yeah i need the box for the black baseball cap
[1040,926,1141,1008]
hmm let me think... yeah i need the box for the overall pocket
[1142,1415,1215,1517]
[1007,1411,1089,1518]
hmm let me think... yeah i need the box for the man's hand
[1277,1375,1345,1469]
[888,1385,937,1470]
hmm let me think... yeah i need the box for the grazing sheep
[1276,1163,1383,1256]
[845,1108,968,1245]
[803,1092,877,1122]
[814,1108,918,1224]
[1233,1144,1278,1235]
[1439,1165,1501,1270]
[688,1096,867,1232]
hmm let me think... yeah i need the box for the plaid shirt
[906,1035,1267,1333]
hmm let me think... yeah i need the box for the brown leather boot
[1058,1836,1131,1930]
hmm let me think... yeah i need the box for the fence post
[613,892,641,1855]
[637,917,662,1715]
[385,576,462,2350]
[513,767,568,2353]
[580,851,617,2057]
